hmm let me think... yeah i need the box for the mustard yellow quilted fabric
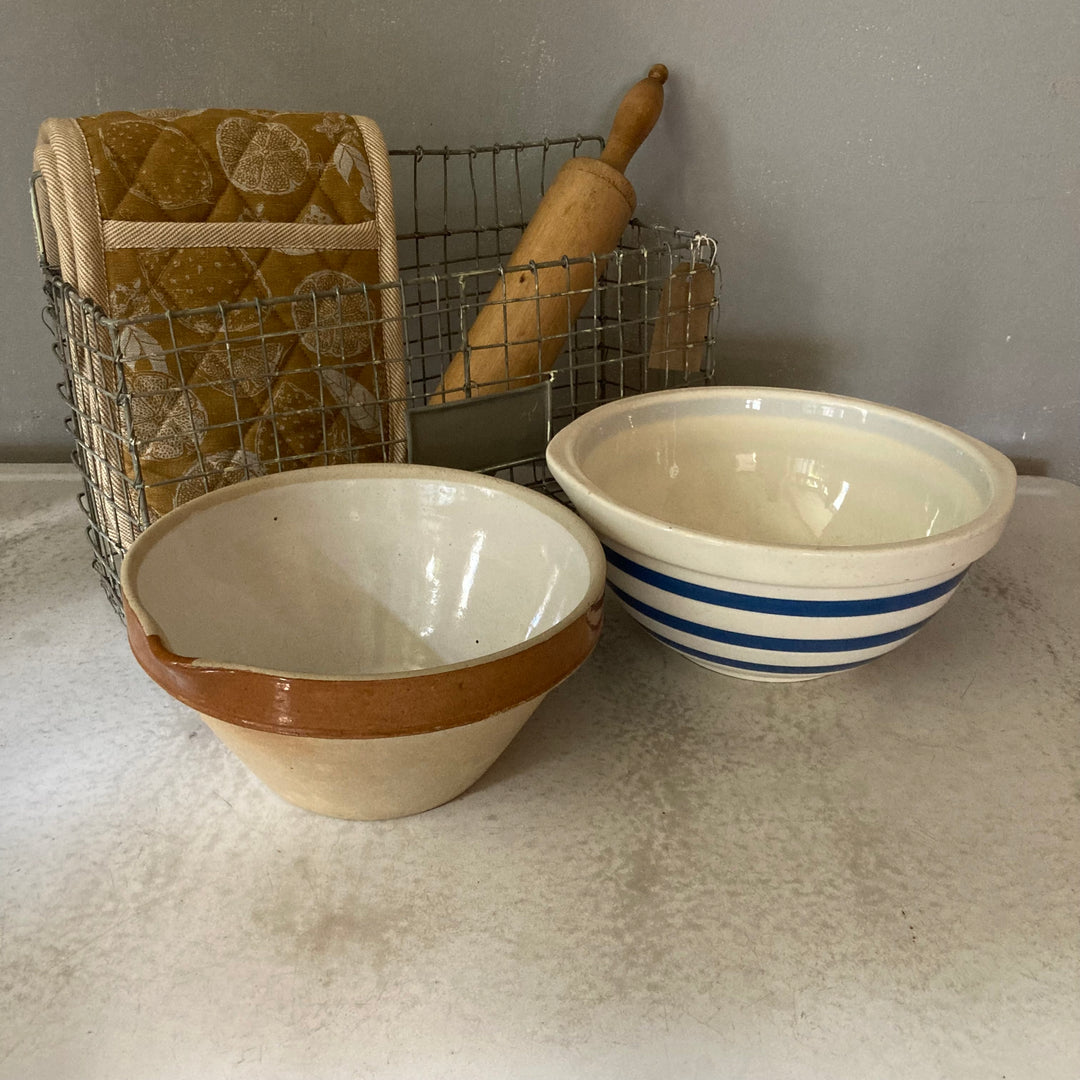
[66,109,401,523]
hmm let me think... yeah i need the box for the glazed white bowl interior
[125,467,598,677]
[545,387,1016,682]
[572,390,998,548]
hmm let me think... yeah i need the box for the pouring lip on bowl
[545,385,1018,589]
[120,463,606,739]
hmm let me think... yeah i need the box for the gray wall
[3,0,1078,478]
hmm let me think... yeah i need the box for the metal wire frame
[34,135,721,615]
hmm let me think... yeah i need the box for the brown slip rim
[125,594,603,739]
[120,463,607,738]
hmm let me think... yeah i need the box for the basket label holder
[407,379,553,473]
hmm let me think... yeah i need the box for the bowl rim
[120,463,606,738]
[545,385,1018,587]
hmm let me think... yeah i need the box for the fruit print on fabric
[99,118,214,211]
[216,117,311,195]
[72,110,398,522]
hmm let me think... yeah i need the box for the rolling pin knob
[599,63,669,175]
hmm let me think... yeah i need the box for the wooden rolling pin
[430,64,668,403]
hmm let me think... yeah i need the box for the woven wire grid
[35,135,720,615]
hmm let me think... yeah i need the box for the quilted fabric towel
[33,109,405,538]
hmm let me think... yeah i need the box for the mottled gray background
[3,0,1078,478]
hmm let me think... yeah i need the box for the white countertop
[2,465,1078,1080]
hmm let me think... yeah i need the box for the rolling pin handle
[599,63,668,175]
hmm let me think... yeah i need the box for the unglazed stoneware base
[201,695,544,820]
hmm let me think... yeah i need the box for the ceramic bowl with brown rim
[120,464,605,820]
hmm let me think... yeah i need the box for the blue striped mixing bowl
[546,387,1016,682]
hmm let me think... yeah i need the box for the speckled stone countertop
[2,465,1078,1080]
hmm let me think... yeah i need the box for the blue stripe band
[608,582,930,653]
[603,545,965,617]
[648,630,873,675]
[643,630,872,669]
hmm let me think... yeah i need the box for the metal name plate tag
[406,378,553,473]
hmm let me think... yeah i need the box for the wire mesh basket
[33,134,720,616]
